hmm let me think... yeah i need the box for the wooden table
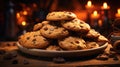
[0,41,120,67]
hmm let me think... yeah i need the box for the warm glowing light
[115,8,120,18]
[85,0,93,10]
[91,10,100,19]
[101,2,110,9]
[98,20,102,27]
[87,1,92,7]
[22,21,27,26]
[23,11,28,15]
[118,9,120,14]
[93,11,98,16]
[16,12,20,18]
[103,2,108,9]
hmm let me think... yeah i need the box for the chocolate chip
[44,27,48,31]
[6,43,10,46]
[23,59,29,65]
[34,35,37,37]
[80,25,83,28]
[48,32,52,34]
[12,59,18,64]
[32,39,36,42]
[70,42,74,44]
[67,15,72,18]
[75,41,79,44]
[68,12,72,14]
[67,26,70,28]
[26,37,30,40]
[77,46,82,49]
[80,21,84,24]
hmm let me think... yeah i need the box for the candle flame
[22,21,26,26]
[118,8,120,14]
[93,11,98,16]
[87,1,92,7]
[103,2,108,9]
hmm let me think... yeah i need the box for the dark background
[0,0,120,41]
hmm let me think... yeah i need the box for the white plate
[17,42,108,57]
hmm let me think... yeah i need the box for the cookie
[97,35,108,42]
[86,29,100,38]
[61,18,90,33]
[46,11,77,21]
[40,24,69,39]
[46,45,63,51]
[86,42,99,49]
[58,36,87,50]
[33,21,49,31]
[18,31,50,49]
[33,23,43,31]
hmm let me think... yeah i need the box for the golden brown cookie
[86,42,99,49]
[86,29,100,38]
[58,36,87,50]
[18,31,50,49]
[97,35,108,42]
[46,11,77,21]
[40,24,69,39]
[33,21,49,31]
[61,18,90,33]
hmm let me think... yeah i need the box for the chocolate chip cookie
[58,36,87,50]
[86,29,100,38]
[61,18,90,33]
[33,21,49,31]
[97,35,108,42]
[86,42,99,49]
[18,31,50,49]
[46,11,77,21]
[40,24,69,39]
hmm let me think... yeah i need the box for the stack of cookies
[18,11,108,51]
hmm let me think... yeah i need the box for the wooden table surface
[0,41,120,67]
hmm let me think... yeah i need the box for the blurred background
[0,0,120,41]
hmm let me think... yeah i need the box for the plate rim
[16,42,108,53]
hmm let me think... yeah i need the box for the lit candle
[85,0,94,25]
[115,8,120,18]
[101,2,110,10]
[91,11,100,19]
[85,0,93,9]
[90,11,100,29]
